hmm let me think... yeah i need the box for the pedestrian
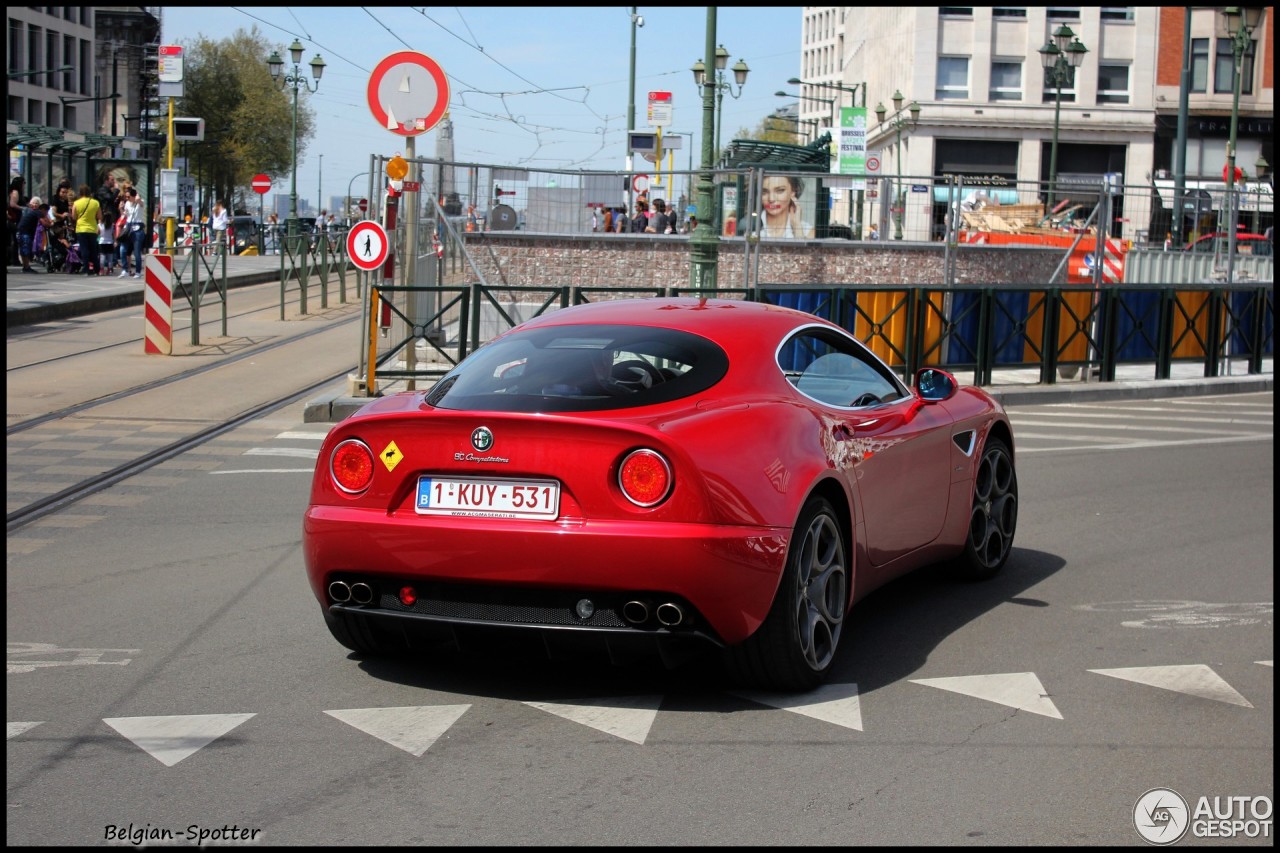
[16,195,43,273]
[119,187,145,278]
[591,208,599,232]
[98,206,117,275]
[602,207,614,234]
[869,223,880,241]
[211,200,229,250]
[266,213,279,253]
[614,207,629,234]
[95,172,120,220]
[645,198,671,234]
[631,199,649,233]
[72,184,101,276]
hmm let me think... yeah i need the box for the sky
[159,6,802,210]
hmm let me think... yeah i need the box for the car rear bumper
[303,506,790,646]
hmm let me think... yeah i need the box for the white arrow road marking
[324,706,470,757]
[8,721,43,740]
[730,681,863,731]
[522,695,663,745]
[1257,660,1273,667]
[1089,664,1253,707]
[910,672,1063,719]
[103,714,255,767]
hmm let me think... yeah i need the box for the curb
[6,268,282,329]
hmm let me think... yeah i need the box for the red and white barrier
[143,254,173,355]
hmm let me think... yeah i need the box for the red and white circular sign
[251,174,271,194]
[367,51,450,137]
[632,174,650,193]
[866,156,881,174]
[347,220,389,271]
[357,198,368,213]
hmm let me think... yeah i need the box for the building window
[1097,64,1130,104]
[992,8,1026,17]
[936,57,970,101]
[1190,38,1209,93]
[1100,7,1135,22]
[989,61,1023,101]
[939,8,974,17]
[1215,38,1256,96]
[1046,8,1081,21]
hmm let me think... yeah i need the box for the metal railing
[353,280,1272,392]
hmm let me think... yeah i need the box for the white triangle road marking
[730,681,863,731]
[7,721,43,740]
[522,695,663,745]
[324,705,471,757]
[1089,664,1253,707]
[1257,660,1273,667]
[103,714,255,767]
[910,672,1063,719]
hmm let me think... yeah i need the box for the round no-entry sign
[357,198,368,213]
[251,173,271,194]
[347,220,389,271]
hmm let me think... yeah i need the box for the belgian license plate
[416,476,560,519]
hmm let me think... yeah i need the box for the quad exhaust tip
[329,580,374,605]
[623,599,686,627]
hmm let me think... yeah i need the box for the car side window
[780,327,905,407]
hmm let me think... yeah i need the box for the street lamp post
[1038,24,1088,211]
[346,171,370,225]
[874,91,921,240]
[627,8,643,215]
[1220,7,1264,285]
[775,90,836,130]
[789,77,867,237]
[267,40,325,242]
[687,9,722,290]
[691,45,749,164]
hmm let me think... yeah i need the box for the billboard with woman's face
[759,174,815,239]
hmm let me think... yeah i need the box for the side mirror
[915,367,957,402]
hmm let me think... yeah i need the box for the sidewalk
[5,253,285,328]
[7,260,1272,423]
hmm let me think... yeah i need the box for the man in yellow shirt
[72,184,102,276]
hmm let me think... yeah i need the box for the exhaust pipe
[350,582,374,605]
[329,581,352,603]
[656,602,685,627]
[622,600,651,625]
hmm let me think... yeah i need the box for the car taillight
[330,439,374,494]
[618,449,672,507]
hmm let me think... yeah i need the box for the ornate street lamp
[775,90,836,130]
[1038,24,1089,211]
[691,44,749,162]
[790,77,868,238]
[268,40,325,242]
[874,91,921,240]
[1220,6,1264,284]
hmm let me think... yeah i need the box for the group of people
[599,198,687,235]
[9,172,146,277]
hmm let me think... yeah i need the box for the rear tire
[953,437,1018,580]
[726,497,849,691]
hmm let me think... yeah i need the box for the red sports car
[303,297,1018,690]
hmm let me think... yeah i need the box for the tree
[173,28,316,215]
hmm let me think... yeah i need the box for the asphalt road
[6,390,1272,846]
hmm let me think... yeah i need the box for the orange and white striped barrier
[143,254,173,355]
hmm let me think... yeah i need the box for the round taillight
[399,586,417,607]
[330,439,375,494]
[618,449,672,507]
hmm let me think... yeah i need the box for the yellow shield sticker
[380,441,404,472]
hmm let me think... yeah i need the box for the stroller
[62,236,83,274]
[34,221,69,273]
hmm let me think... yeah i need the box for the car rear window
[425,324,729,412]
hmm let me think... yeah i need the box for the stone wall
[458,232,1064,290]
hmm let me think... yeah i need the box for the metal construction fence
[346,154,1273,253]
[354,279,1273,395]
